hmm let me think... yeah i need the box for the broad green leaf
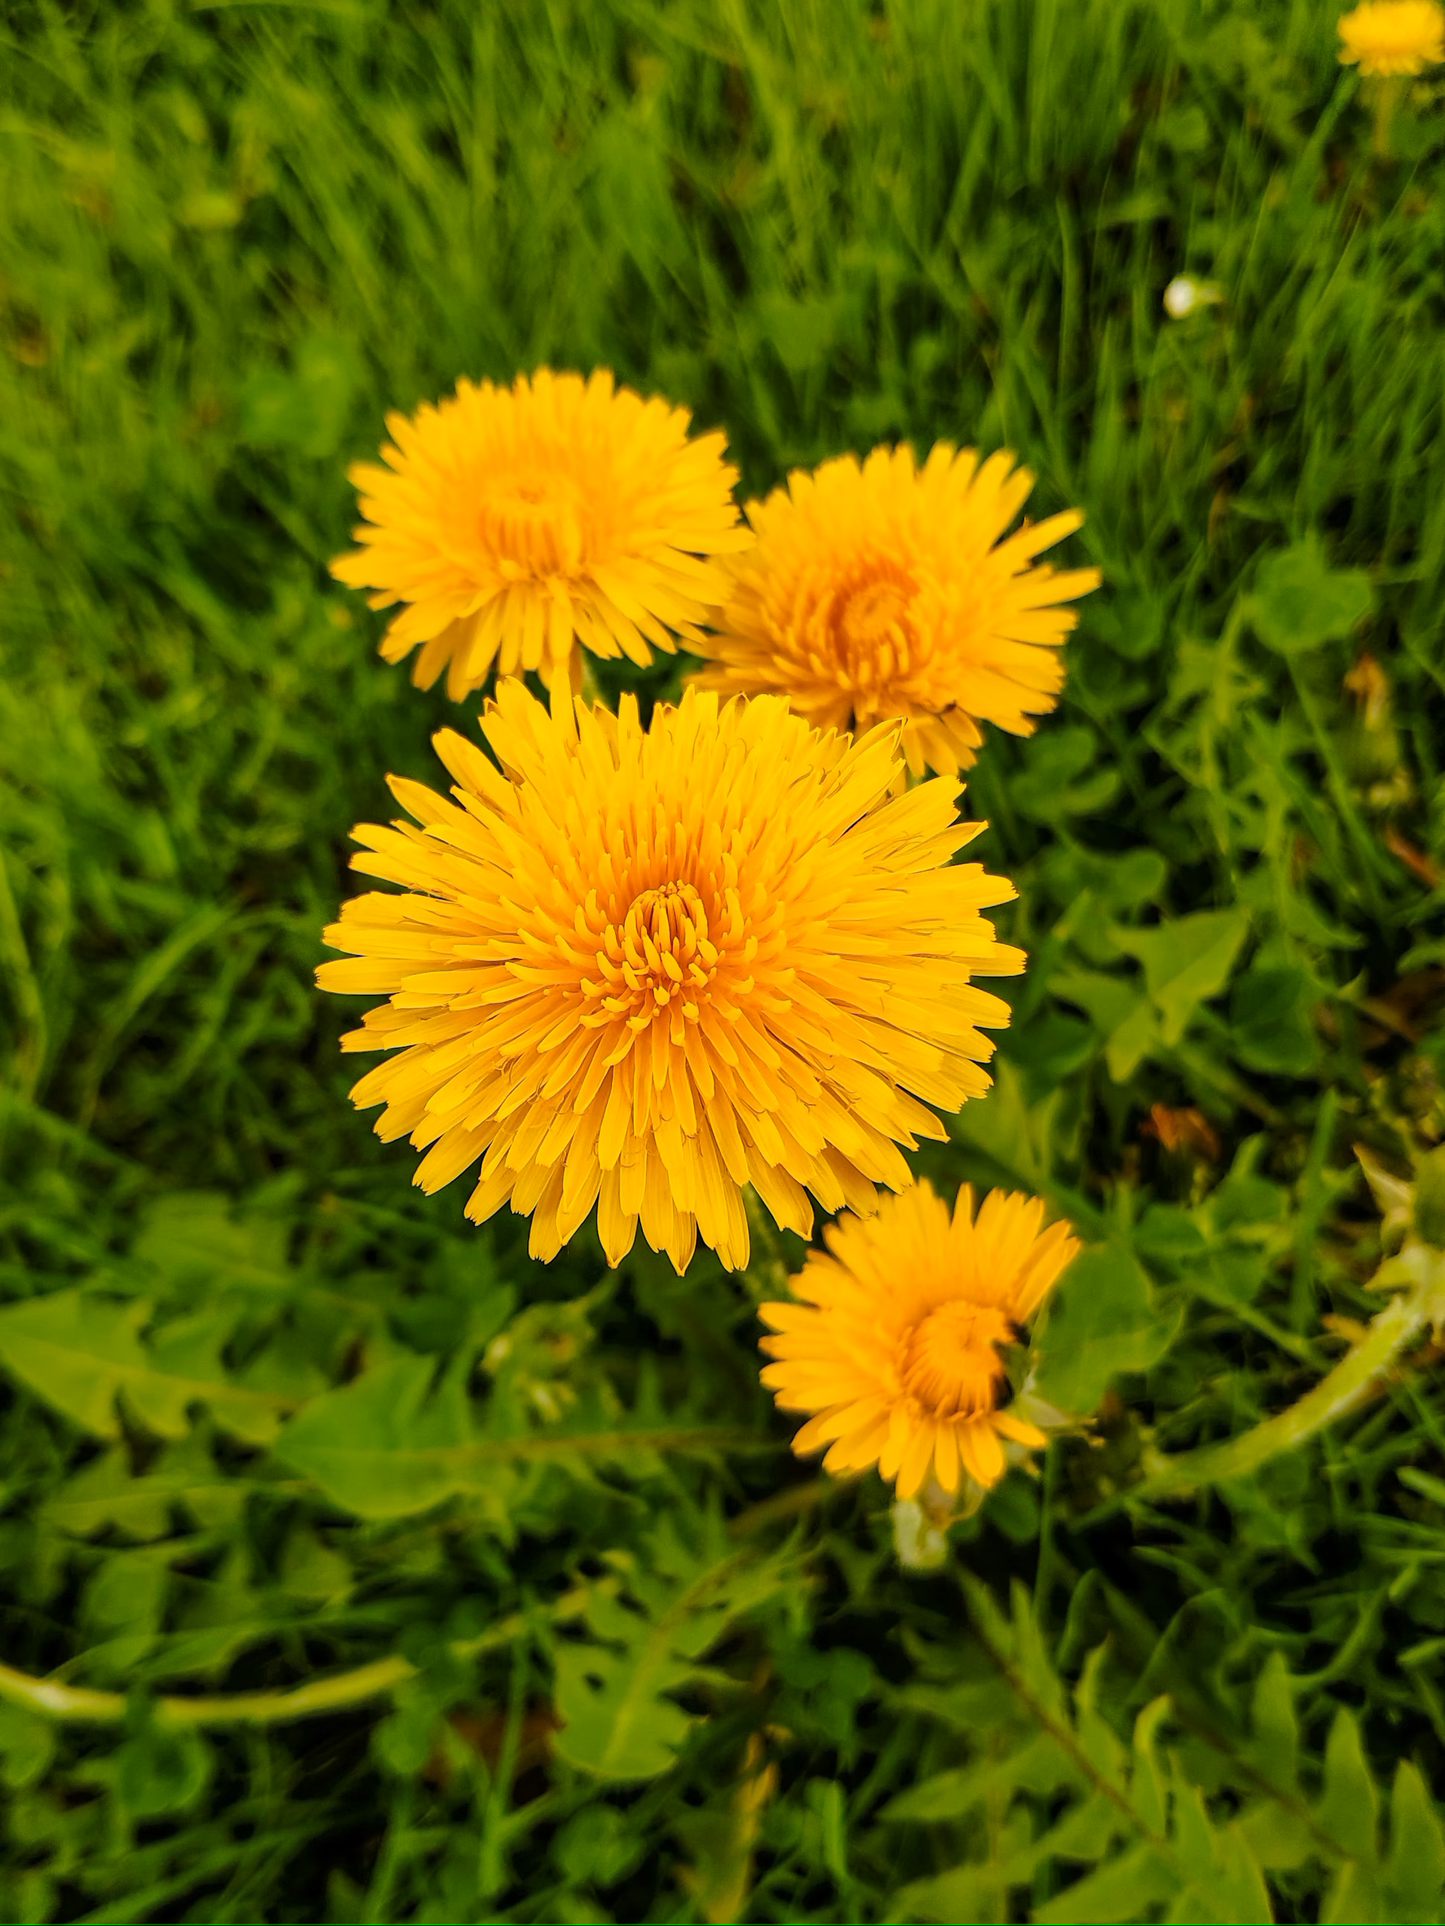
[1167,1822,1275,1924]
[1033,1844,1174,1924]
[1032,1242,1181,1415]
[1248,536,1373,655]
[1321,1861,1385,1926]
[272,1355,487,1519]
[42,1438,245,1540]
[1228,964,1319,1076]
[1051,969,1161,1081]
[1170,1777,1220,1884]
[0,1703,56,1792]
[1248,1653,1299,1793]
[0,1294,150,1438]
[1317,1708,1378,1865]
[273,1356,756,1519]
[1238,1795,1311,1871]
[1132,1206,1209,1266]
[895,1865,1012,1924]
[131,1192,291,1296]
[1110,909,1250,1045]
[0,1292,286,1442]
[1130,1696,1172,1837]
[1381,1760,1445,1921]
[882,1731,1080,1821]
[114,1722,212,1821]
[949,1058,1056,1188]
[1012,726,1122,821]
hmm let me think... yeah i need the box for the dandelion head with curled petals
[759,1182,1080,1499]
[690,443,1100,778]
[317,684,1024,1275]
[331,368,752,702]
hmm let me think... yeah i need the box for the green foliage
[885,1584,1444,1926]
[3,0,1445,1917]
[553,1522,798,1781]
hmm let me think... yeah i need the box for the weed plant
[2,0,1445,1919]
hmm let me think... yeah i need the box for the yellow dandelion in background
[759,1182,1079,1499]
[331,368,753,702]
[317,682,1023,1274]
[689,444,1100,779]
[1338,0,1445,74]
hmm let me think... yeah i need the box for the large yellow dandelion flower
[689,444,1100,778]
[759,1182,1079,1499]
[316,682,1023,1274]
[1338,0,1444,73]
[330,368,753,702]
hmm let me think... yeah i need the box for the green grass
[3,0,1445,1918]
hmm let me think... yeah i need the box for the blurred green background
[3,0,1445,1919]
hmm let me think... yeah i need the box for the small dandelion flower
[331,368,752,702]
[317,683,1023,1275]
[689,444,1100,779]
[759,1181,1080,1499]
[1338,0,1445,74]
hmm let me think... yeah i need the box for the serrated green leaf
[1033,1843,1174,1924]
[1167,1821,1275,1924]
[1131,1696,1172,1837]
[273,1355,475,1518]
[1171,1775,1219,1883]
[1249,1653,1299,1794]
[1237,1796,1312,1872]
[1318,1708,1379,1866]
[272,1356,758,1520]
[1248,536,1373,655]
[554,1532,793,1781]
[1321,1860,1385,1926]
[0,1291,286,1442]
[1110,909,1250,1045]
[42,1438,244,1540]
[131,1192,292,1296]
[1381,1760,1445,1921]
[882,1730,1081,1821]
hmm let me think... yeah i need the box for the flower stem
[1126,1258,1443,1504]
[0,1596,586,1729]
[1371,75,1403,158]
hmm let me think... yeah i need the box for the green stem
[1127,1276,1437,1503]
[1371,74,1402,159]
[0,1593,590,1729]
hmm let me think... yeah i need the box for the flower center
[899,1299,1015,1420]
[804,559,923,711]
[590,881,721,1033]
[478,473,586,577]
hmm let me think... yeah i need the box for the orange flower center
[797,557,928,713]
[478,473,588,577]
[588,881,723,1033]
[899,1299,1014,1420]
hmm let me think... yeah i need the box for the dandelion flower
[317,682,1023,1274]
[1338,0,1444,74]
[331,368,752,702]
[759,1182,1079,1499]
[689,444,1100,778]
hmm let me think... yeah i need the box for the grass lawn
[3,0,1445,1918]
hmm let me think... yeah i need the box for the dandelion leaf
[1032,1241,1181,1415]
[554,1525,794,1781]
